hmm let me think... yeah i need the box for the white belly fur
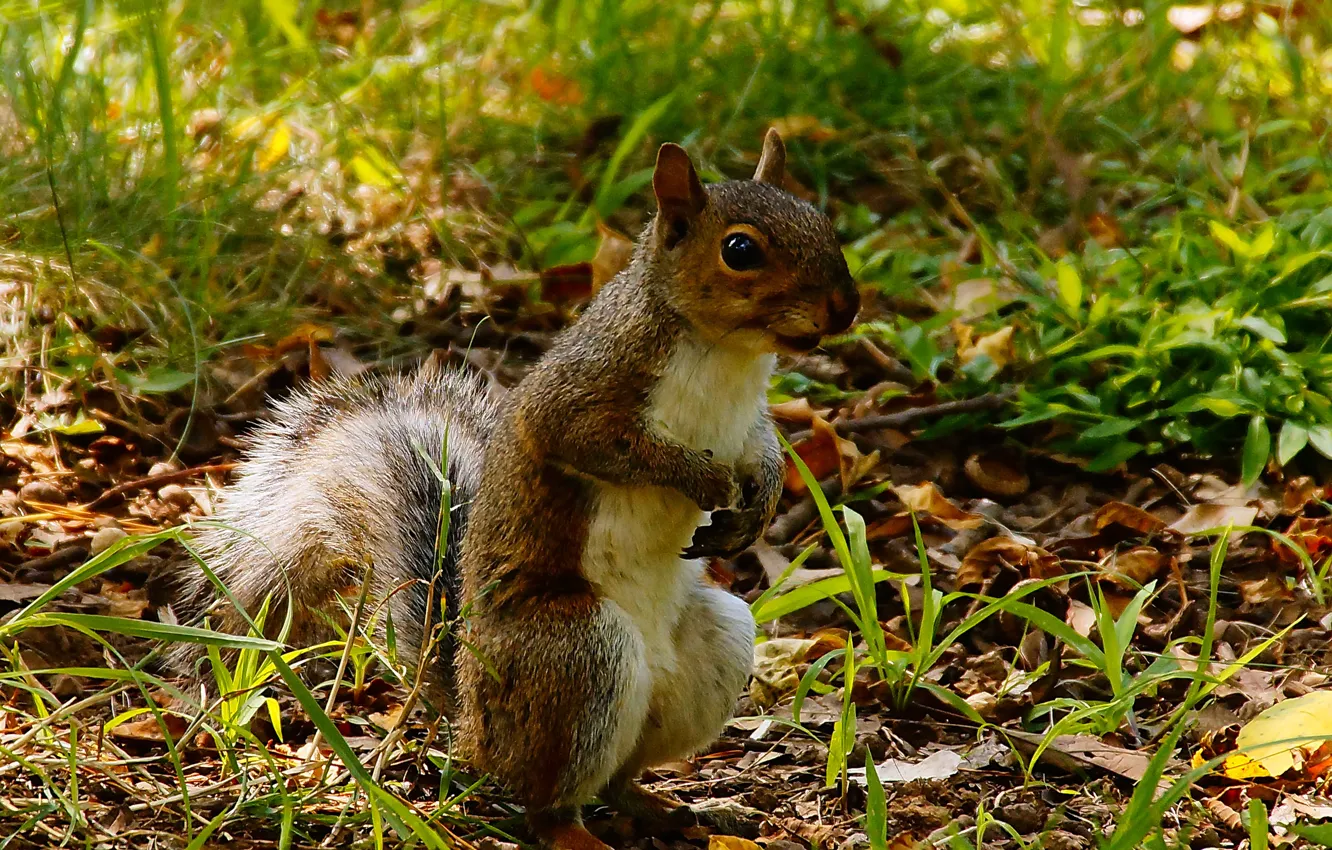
[582,338,774,685]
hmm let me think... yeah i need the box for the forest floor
[7,2,1332,848]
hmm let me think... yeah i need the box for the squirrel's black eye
[721,232,764,272]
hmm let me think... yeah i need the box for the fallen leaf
[957,536,1060,588]
[946,277,1020,320]
[963,452,1029,497]
[529,66,583,105]
[749,637,817,707]
[1094,502,1168,536]
[368,703,406,732]
[539,263,594,303]
[1101,546,1167,587]
[771,398,818,424]
[1225,691,1332,779]
[0,582,53,603]
[1006,730,1155,782]
[591,221,634,291]
[849,749,963,784]
[785,416,878,495]
[1169,503,1258,537]
[957,325,1015,370]
[893,482,985,530]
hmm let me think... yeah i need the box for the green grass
[7,1,1332,472]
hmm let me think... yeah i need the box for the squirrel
[169,129,859,850]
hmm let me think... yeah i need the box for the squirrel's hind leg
[600,582,756,833]
[456,594,650,839]
[621,581,754,773]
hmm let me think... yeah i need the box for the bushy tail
[165,364,501,700]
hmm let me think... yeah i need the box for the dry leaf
[785,416,877,495]
[771,397,817,424]
[893,482,985,530]
[1169,503,1258,537]
[1224,691,1332,779]
[1101,546,1167,587]
[368,703,406,731]
[946,277,1020,320]
[957,325,1016,370]
[1238,575,1295,606]
[539,263,594,303]
[591,221,634,291]
[849,749,963,785]
[1094,502,1168,536]
[957,536,1060,588]
[749,637,817,707]
[528,66,583,105]
[963,453,1030,497]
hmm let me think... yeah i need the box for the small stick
[87,462,238,509]
[12,545,89,577]
[834,390,1012,435]
[765,477,843,545]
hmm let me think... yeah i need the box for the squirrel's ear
[753,128,786,185]
[653,143,706,247]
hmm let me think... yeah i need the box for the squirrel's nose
[825,283,860,334]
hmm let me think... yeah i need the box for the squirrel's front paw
[689,459,738,512]
[682,475,771,559]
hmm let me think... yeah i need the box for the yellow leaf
[349,150,396,188]
[1225,690,1332,779]
[1222,752,1270,780]
[257,120,291,171]
[958,324,1016,370]
[708,837,760,850]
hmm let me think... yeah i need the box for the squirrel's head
[646,129,859,353]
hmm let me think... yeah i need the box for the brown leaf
[893,482,985,530]
[1094,501,1168,536]
[591,221,634,291]
[1169,503,1258,537]
[767,115,836,143]
[110,712,189,744]
[957,536,1060,588]
[785,416,877,495]
[957,324,1016,370]
[528,66,583,105]
[539,263,594,303]
[1087,212,1127,249]
[368,703,406,732]
[770,397,817,424]
[307,338,331,382]
[1238,575,1295,606]
[1101,546,1167,587]
[963,452,1030,497]
[1005,730,1157,782]
[0,582,52,603]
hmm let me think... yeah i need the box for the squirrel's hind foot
[602,778,764,838]
[530,810,615,850]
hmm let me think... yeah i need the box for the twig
[835,391,1013,435]
[87,462,238,509]
[765,477,843,545]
